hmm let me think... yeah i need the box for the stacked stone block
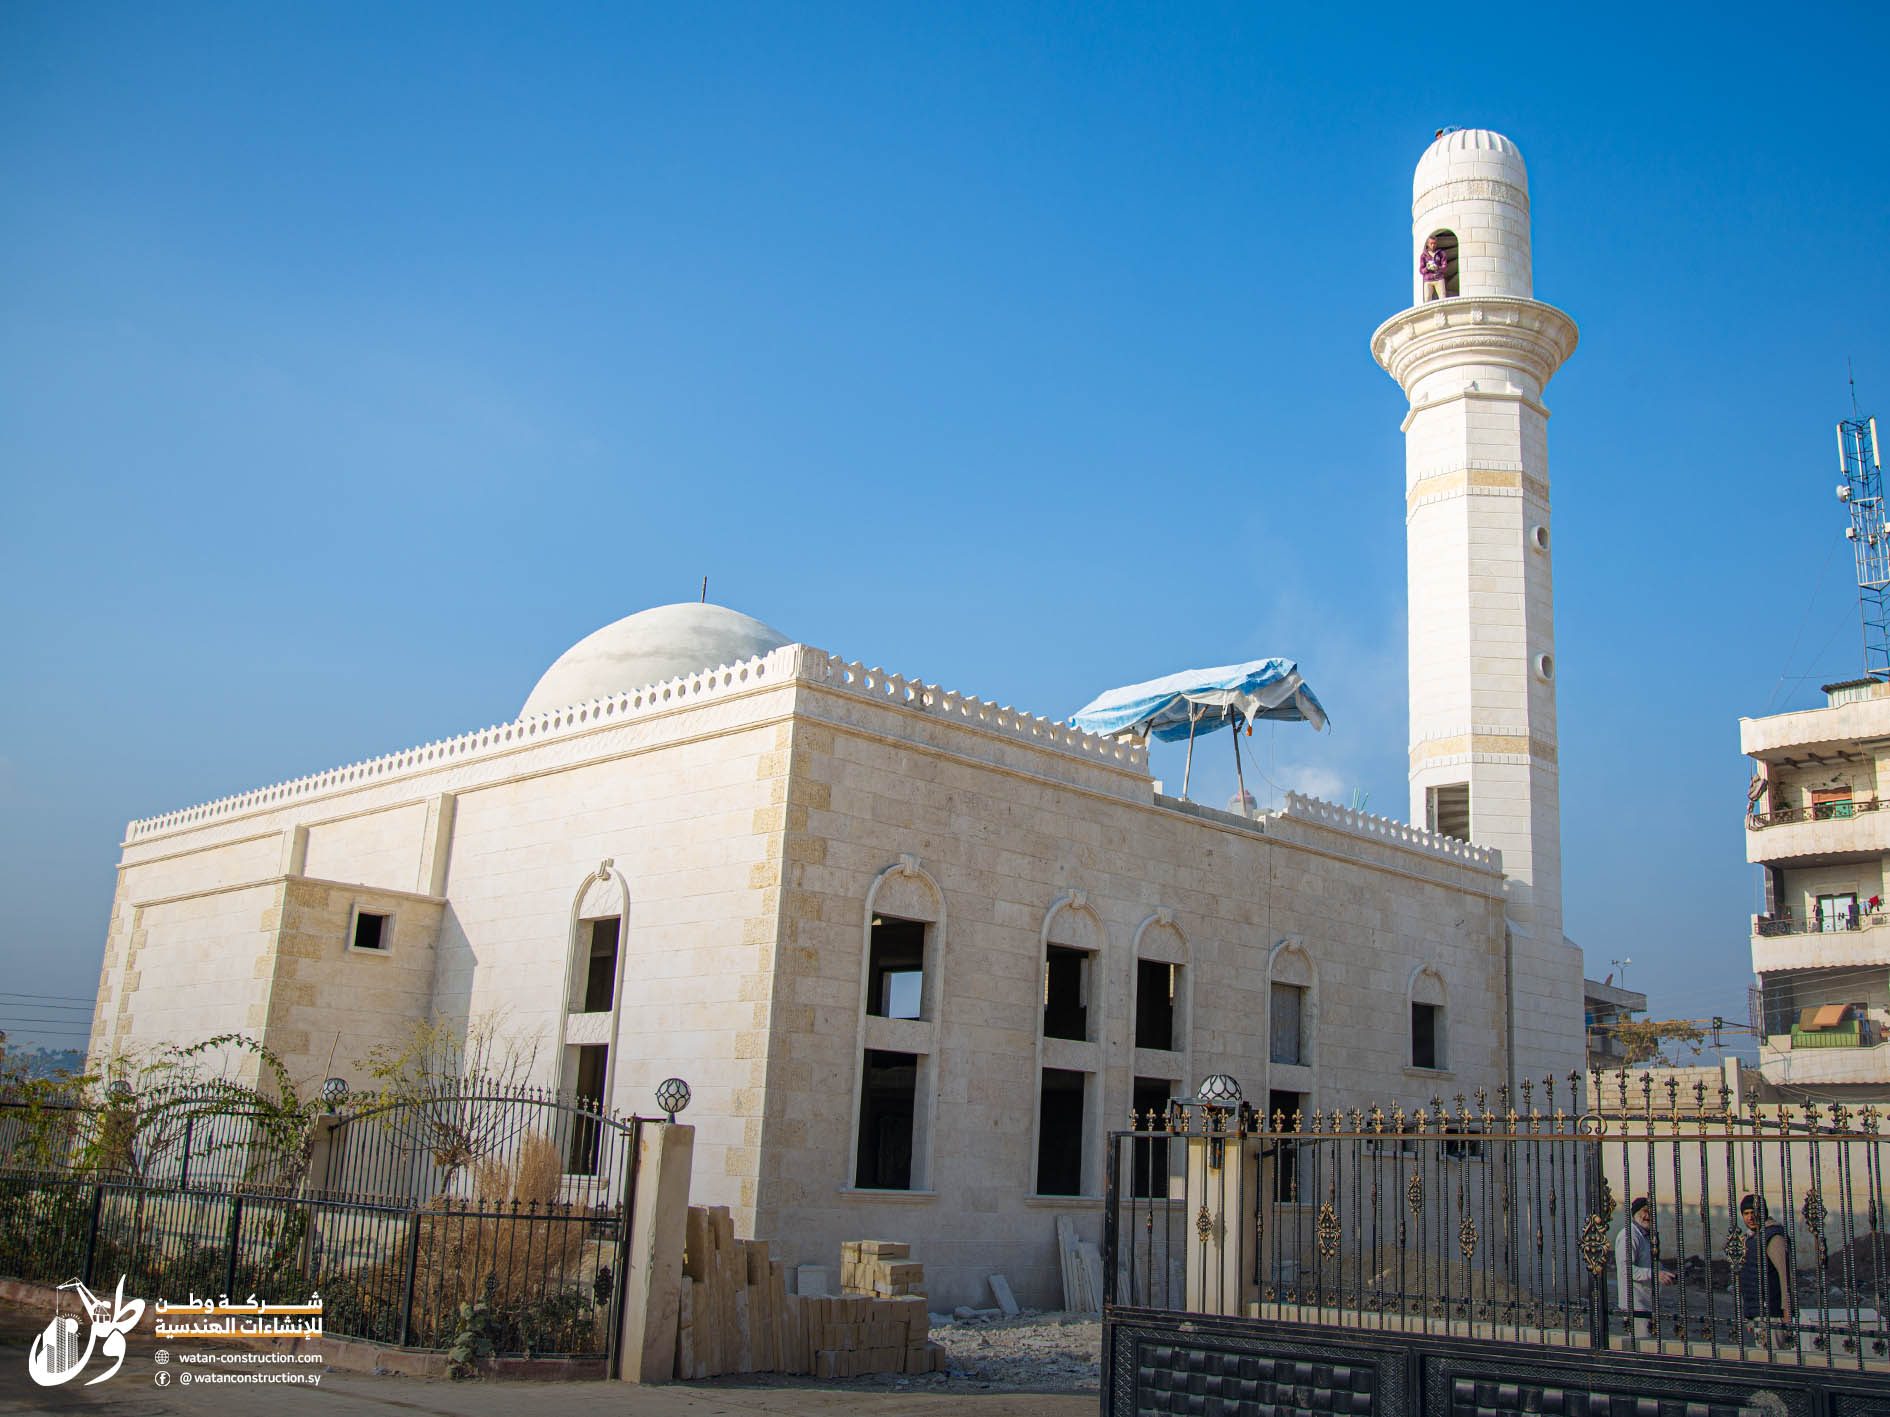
[675,1207,942,1379]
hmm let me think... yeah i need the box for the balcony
[1761,1034,1890,1087]
[1751,911,1890,973]
[1745,798,1890,865]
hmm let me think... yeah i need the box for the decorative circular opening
[1535,653,1555,681]
[1531,524,1550,552]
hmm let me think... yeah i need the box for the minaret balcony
[1371,295,1578,396]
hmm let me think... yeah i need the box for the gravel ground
[925,1311,1102,1392]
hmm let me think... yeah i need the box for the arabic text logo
[27,1276,144,1387]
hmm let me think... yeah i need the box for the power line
[0,1012,96,1027]
[0,991,94,1003]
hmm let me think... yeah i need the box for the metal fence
[1104,1072,1890,1375]
[0,1086,643,1363]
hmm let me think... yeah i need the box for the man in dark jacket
[1737,1194,1794,1332]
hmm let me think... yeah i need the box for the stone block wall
[749,684,1514,1309]
[260,878,441,1088]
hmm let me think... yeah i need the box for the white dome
[1414,128,1528,200]
[520,603,792,718]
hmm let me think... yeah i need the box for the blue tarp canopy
[1069,658,1329,742]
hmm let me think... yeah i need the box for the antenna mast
[1836,407,1888,679]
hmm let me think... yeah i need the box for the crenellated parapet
[1269,791,1502,873]
[126,643,1147,842]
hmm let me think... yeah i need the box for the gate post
[617,1121,693,1382]
[1183,1129,1258,1317]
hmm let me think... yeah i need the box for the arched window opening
[1421,228,1460,301]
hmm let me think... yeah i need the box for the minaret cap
[1414,128,1529,203]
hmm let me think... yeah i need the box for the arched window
[560,860,629,1175]
[1420,228,1460,301]
[1034,892,1105,1197]
[852,856,945,1192]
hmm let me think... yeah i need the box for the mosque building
[88,130,1584,1307]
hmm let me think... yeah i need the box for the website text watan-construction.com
[173,1351,324,1365]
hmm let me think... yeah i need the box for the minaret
[1371,129,1584,1082]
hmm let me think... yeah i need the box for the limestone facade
[90,640,1550,1307]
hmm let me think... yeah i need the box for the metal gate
[310,1087,643,1365]
[1102,1074,1890,1415]
[0,1084,644,1369]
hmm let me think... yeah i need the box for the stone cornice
[1371,297,1578,395]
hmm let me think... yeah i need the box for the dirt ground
[0,1299,1099,1417]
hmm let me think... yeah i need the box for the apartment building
[1743,677,1890,1098]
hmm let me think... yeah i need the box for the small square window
[351,910,390,952]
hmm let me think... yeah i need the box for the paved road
[0,1302,1094,1417]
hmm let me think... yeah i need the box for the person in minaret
[1419,235,1449,301]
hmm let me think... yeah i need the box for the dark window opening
[1037,1067,1087,1196]
[1427,783,1470,842]
[855,1049,917,1189]
[1412,1002,1443,1070]
[1269,1089,1305,1202]
[1135,960,1179,1051]
[566,1044,608,1174]
[1422,228,1460,298]
[582,917,620,1012]
[1130,1076,1173,1200]
[351,911,388,951]
[867,916,926,1020]
[1044,945,1091,1041]
[1442,1123,1484,1160]
[1270,982,1305,1065]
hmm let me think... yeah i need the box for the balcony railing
[1747,796,1883,828]
[1790,1020,1874,1048]
[1753,907,1884,937]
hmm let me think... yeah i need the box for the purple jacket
[1420,246,1449,281]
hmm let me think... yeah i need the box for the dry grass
[346,1131,599,1341]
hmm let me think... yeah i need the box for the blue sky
[2,3,1885,1057]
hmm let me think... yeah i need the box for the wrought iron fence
[1104,1071,1890,1374]
[0,1086,642,1362]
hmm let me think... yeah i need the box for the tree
[1613,1018,1707,1067]
[353,1013,540,1196]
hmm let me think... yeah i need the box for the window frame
[347,905,394,956]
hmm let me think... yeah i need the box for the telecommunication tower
[1836,413,1888,679]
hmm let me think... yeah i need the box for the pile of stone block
[839,1239,924,1297]
[796,1292,941,1377]
[674,1208,944,1380]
